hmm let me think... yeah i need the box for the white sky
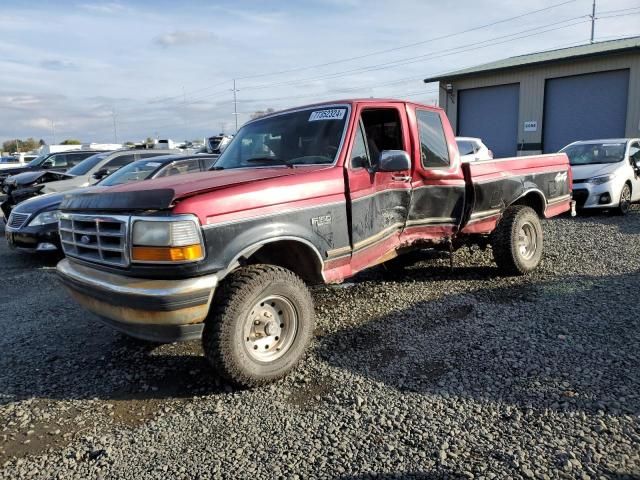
[1,0,638,144]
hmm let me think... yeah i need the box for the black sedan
[4,153,216,253]
[0,150,108,184]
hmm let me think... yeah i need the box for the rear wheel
[491,205,543,275]
[202,264,314,387]
[614,183,632,216]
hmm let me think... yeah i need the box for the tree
[145,137,154,144]
[38,139,47,146]
[2,138,39,152]
[60,139,81,145]
[250,108,275,120]
[124,141,135,147]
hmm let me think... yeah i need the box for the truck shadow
[316,270,640,417]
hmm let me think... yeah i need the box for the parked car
[0,149,180,217]
[560,138,640,215]
[455,137,493,162]
[0,150,106,183]
[206,134,233,154]
[4,154,217,253]
[0,156,20,169]
[56,99,572,387]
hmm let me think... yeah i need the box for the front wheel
[491,205,543,275]
[202,264,315,387]
[614,183,632,216]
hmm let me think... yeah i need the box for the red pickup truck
[56,99,572,387]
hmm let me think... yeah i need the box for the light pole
[232,79,239,133]
[590,0,596,43]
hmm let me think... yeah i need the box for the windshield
[27,155,47,167]
[99,159,162,186]
[561,142,626,166]
[215,106,349,170]
[65,152,109,176]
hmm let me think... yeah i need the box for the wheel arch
[222,236,325,284]
[509,188,546,217]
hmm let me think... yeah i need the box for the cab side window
[360,109,403,168]
[103,154,135,174]
[417,109,450,168]
[158,159,202,177]
[47,154,67,167]
[350,122,371,169]
[630,142,640,162]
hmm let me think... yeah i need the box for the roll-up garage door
[543,69,629,153]
[457,83,520,158]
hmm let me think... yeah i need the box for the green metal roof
[423,35,640,83]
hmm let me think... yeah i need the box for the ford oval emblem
[80,235,91,245]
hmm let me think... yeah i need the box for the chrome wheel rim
[518,222,537,260]
[620,186,631,212]
[244,295,298,362]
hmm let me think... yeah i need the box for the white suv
[561,139,640,215]
[455,137,493,162]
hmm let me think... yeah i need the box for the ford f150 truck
[56,99,572,387]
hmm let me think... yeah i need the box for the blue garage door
[543,70,629,153]
[457,83,520,158]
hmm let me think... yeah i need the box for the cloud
[153,30,216,48]
[22,117,55,130]
[78,2,128,14]
[40,59,78,71]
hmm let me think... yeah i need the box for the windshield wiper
[245,157,293,168]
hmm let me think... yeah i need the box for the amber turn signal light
[131,244,204,262]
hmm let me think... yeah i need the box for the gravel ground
[0,209,639,480]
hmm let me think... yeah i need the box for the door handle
[392,175,411,182]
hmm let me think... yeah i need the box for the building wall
[437,51,640,156]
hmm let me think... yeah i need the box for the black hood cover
[60,188,176,212]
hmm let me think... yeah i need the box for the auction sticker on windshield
[309,109,346,121]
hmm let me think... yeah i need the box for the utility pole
[182,86,187,126]
[590,0,596,43]
[51,120,55,144]
[111,108,118,144]
[232,79,239,133]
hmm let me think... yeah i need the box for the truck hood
[571,162,621,180]
[60,167,307,211]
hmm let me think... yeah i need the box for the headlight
[587,174,615,185]
[28,210,60,226]
[131,218,204,263]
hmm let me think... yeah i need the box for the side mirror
[377,150,411,172]
[634,157,640,169]
[41,162,52,169]
[92,168,108,180]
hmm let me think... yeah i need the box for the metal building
[424,36,640,157]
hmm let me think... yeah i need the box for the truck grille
[7,211,30,229]
[59,213,129,267]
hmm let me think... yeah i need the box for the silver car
[561,139,640,215]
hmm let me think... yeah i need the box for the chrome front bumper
[56,258,218,342]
